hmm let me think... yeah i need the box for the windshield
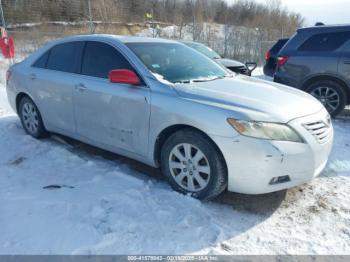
[126,42,229,84]
[186,42,221,59]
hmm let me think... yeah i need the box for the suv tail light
[277,56,289,66]
[265,50,271,61]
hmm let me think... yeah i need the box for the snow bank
[0,58,349,254]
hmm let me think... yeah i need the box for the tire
[160,129,227,200]
[306,80,347,117]
[18,96,47,138]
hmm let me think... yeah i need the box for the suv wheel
[160,129,227,200]
[306,80,347,117]
[19,96,47,138]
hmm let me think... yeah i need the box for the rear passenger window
[33,51,49,68]
[46,42,84,73]
[299,31,350,52]
[81,41,132,78]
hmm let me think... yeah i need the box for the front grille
[303,119,332,144]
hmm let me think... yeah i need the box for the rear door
[30,41,84,134]
[72,41,151,156]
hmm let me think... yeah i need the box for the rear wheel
[306,80,347,117]
[19,96,47,138]
[160,129,227,200]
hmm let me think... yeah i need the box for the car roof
[181,40,200,44]
[53,34,179,44]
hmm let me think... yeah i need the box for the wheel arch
[301,75,350,104]
[15,92,33,113]
[153,124,227,172]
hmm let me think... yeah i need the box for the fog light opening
[269,175,291,185]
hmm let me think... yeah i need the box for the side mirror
[108,69,140,86]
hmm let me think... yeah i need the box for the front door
[73,41,151,156]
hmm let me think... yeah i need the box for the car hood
[173,75,324,123]
[216,58,245,68]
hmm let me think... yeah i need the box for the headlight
[227,118,304,143]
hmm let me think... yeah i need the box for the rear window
[270,39,289,55]
[32,51,49,68]
[298,31,350,52]
[46,41,84,73]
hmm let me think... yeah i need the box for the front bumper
[211,109,333,194]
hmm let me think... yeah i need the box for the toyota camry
[6,35,333,200]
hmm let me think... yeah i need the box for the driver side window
[81,41,133,78]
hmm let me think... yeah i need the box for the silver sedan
[6,35,333,200]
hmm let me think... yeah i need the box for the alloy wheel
[310,86,340,114]
[168,143,211,192]
[22,102,39,135]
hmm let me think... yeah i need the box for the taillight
[6,70,11,83]
[266,50,271,61]
[277,56,289,66]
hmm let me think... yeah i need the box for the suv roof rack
[298,24,350,32]
[315,22,325,26]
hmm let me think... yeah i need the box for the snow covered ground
[0,58,349,255]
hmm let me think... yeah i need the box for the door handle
[30,73,36,80]
[75,83,87,91]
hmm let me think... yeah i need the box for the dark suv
[274,25,350,116]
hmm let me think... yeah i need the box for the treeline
[2,0,304,40]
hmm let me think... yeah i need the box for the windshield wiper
[192,76,225,82]
[175,76,225,84]
[174,80,192,84]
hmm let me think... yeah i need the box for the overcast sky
[226,0,350,26]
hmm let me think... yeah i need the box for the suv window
[299,31,350,52]
[82,41,132,78]
[46,41,84,73]
[32,51,50,68]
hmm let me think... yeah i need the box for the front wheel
[306,80,347,117]
[19,96,47,138]
[160,129,227,200]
